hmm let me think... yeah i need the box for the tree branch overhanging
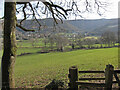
[16,1,72,25]
[16,23,35,32]
[16,0,108,32]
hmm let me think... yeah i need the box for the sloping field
[15,48,118,88]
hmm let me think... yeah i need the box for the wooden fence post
[68,66,78,90]
[105,64,114,90]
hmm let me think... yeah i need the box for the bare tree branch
[16,23,35,32]
[15,0,108,31]
[20,3,27,25]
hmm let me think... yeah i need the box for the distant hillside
[0,18,118,37]
[17,18,118,36]
[17,18,81,34]
[67,19,118,36]
[93,21,118,35]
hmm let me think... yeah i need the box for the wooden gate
[68,64,120,90]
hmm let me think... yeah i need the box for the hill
[0,18,118,37]
[17,18,81,34]
[18,18,118,36]
[93,21,118,35]
[67,19,118,36]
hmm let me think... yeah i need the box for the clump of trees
[43,34,69,51]
[100,31,117,47]
[83,38,96,49]
[29,30,117,52]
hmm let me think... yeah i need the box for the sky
[0,0,120,19]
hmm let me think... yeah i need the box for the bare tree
[43,37,48,48]
[69,34,76,49]
[55,34,69,52]
[48,35,56,50]
[42,33,51,49]
[83,38,96,48]
[75,34,84,48]
[101,31,117,47]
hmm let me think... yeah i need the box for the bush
[45,79,64,90]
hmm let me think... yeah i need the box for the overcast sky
[0,0,119,19]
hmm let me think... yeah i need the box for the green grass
[17,48,42,55]
[15,47,118,88]
[17,40,45,47]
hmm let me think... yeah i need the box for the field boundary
[68,64,120,90]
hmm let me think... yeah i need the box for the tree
[45,34,55,50]
[2,2,17,88]
[42,33,51,50]
[75,34,84,49]
[69,34,76,49]
[2,0,108,88]
[55,34,68,52]
[101,31,117,47]
[45,34,69,51]
[43,37,48,48]
[83,38,96,48]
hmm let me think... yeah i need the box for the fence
[68,64,120,90]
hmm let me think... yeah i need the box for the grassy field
[17,48,42,55]
[15,47,118,88]
[17,39,45,47]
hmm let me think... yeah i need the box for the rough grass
[15,47,118,88]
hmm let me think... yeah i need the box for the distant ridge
[17,18,82,33]
[67,18,118,35]
[0,18,118,36]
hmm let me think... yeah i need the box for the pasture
[15,47,118,88]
